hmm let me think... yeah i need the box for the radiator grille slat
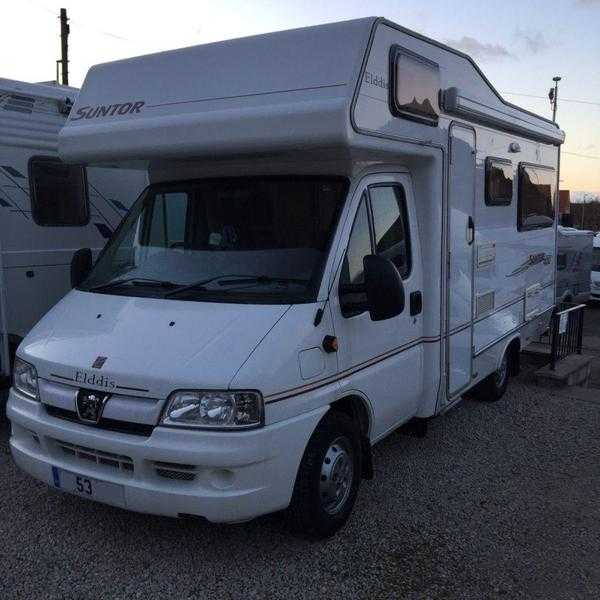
[55,439,134,474]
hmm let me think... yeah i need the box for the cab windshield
[80,176,348,303]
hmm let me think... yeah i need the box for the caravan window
[518,164,555,231]
[29,157,89,226]
[593,247,600,273]
[485,158,513,206]
[390,46,440,126]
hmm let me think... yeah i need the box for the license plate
[51,466,125,507]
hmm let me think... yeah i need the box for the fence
[549,302,586,370]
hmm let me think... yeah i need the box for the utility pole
[58,8,70,85]
[581,193,588,230]
[549,76,561,123]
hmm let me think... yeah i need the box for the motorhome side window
[29,157,89,226]
[339,185,410,317]
[485,158,513,206]
[517,164,555,231]
[390,47,440,125]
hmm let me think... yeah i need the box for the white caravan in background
[556,226,594,304]
[0,79,146,385]
[592,234,600,301]
[7,18,563,537]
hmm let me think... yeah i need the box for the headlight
[161,390,264,429]
[13,358,39,400]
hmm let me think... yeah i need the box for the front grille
[45,405,154,437]
[56,439,134,473]
[154,461,197,482]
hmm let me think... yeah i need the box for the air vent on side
[1,94,35,114]
[476,291,495,318]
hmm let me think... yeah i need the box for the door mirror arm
[71,248,93,288]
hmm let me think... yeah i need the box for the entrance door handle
[410,291,423,316]
[467,216,475,245]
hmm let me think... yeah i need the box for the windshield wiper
[165,275,304,298]
[88,277,178,293]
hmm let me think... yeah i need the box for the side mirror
[71,248,92,288]
[363,254,405,321]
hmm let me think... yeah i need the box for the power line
[562,151,600,160]
[503,91,600,107]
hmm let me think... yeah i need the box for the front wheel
[288,411,361,538]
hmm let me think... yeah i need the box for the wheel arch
[329,392,373,439]
[329,392,374,480]
[501,335,521,376]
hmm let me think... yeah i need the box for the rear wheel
[469,350,510,402]
[288,411,361,538]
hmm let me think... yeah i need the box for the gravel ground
[0,304,599,599]
[1,373,600,599]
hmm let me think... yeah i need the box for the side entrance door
[447,123,476,397]
[330,173,424,440]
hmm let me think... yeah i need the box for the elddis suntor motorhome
[7,18,563,537]
[556,226,594,304]
[0,78,146,385]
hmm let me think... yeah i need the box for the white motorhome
[592,234,600,301]
[7,18,563,537]
[0,78,146,385]
[556,226,594,304]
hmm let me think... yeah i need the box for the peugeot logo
[76,389,111,424]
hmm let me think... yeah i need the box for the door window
[370,185,411,278]
[339,183,411,318]
[339,195,371,317]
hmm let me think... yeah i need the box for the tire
[288,411,361,538]
[469,349,510,402]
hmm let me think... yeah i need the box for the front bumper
[8,389,326,523]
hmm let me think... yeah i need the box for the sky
[3,0,600,195]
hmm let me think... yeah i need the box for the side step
[534,354,593,388]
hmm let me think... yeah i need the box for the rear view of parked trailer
[0,79,146,383]
[8,18,564,536]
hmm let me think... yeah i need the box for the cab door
[330,173,424,440]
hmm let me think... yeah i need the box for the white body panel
[0,79,147,378]
[8,19,562,522]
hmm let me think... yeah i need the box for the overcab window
[518,164,556,231]
[29,156,89,226]
[485,158,513,206]
[390,46,440,126]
